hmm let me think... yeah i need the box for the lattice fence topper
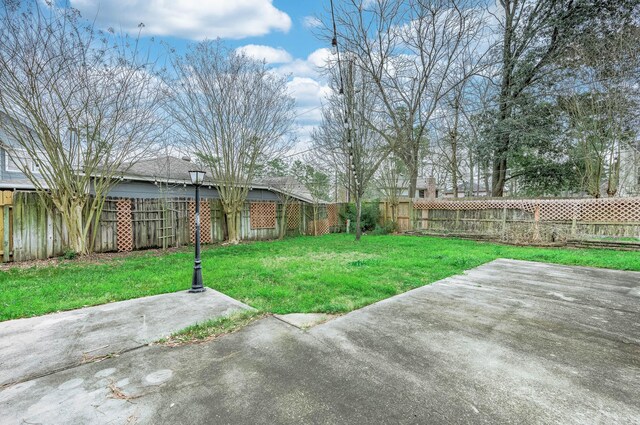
[116,199,133,252]
[307,218,330,236]
[188,200,212,244]
[327,204,339,227]
[286,203,301,229]
[413,197,640,222]
[250,202,276,229]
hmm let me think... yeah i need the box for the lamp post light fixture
[188,170,206,293]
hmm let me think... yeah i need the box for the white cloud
[287,77,332,143]
[70,0,291,40]
[276,48,332,79]
[288,77,331,109]
[236,45,292,64]
[273,49,336,144]
[302,16,322,29]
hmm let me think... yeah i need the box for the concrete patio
[1,259,639,424]
[0,288,253,387]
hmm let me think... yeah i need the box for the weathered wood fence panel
[12,192,66,262]
[409,197,640,244]
[0,191,14,262]
[3,191,344,263]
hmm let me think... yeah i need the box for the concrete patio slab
[0,288,253,387]
[275,313,336,329]
[1,259,639,424]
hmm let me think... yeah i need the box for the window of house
[418,189,425,198]
[5,152,22,172]
[31,159,41,174]
[5,149,43,174]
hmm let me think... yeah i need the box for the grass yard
[1,233,639,321]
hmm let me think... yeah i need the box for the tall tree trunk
[278,202,287,239]
[451,96,460,198]
[54,197,88,255]
[355,196,362,241]
[313,205,318,236]
[606,144,620,197]
[492,153,508,197]
[71,202,86,254]
[408,165,419,199]
[483,162,490,196]
[225,208,240,244]
[492,97,512,197]
[468,149,474,197]
[493,1,514,197]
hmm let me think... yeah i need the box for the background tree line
[1,0,638,253]
[310,0,639,213]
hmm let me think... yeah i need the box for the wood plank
[2,206,8,262]
[0,205,3,256]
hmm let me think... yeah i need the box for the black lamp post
[189,170,206,293]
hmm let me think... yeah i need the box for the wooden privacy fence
[3,191,344,262]
[0,191,13,262]
[410,197,640,243]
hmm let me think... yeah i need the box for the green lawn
[1,233,639,321]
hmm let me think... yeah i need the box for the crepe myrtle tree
[312,62,389,241]
[0,1,165,255]
[375,155,407,223]
[168,41,296,243]
[254,159,305,239]
[291,159,331,236]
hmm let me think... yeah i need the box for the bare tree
[167,41,296,243]
[0,1,164,254]
[375,155,406,222]
[326,0,488,199]
[262,175,304,239]
[291,159,331,236]
[312,61,389,240]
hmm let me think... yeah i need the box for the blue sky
[66,0,334,148]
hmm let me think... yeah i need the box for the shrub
[340,201,380,232]
[371,220,399,235]
[60,249,78,261]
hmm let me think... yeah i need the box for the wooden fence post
[1,191,13,262]
[501,206,507,240]
[533,204,541,241]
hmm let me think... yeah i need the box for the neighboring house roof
[385,177,430,190]
[442,183,488,195]
[258,176,317,204]
[119,156,316,204]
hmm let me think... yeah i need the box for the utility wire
[329,0,360,194]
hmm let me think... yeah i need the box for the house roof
[122,155,199,182]
[120,156,316,204]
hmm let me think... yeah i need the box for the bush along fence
[1,191,343,262]
[401,197,640,246]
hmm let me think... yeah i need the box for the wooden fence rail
[2,191,344,263]
[383,197,640,244]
